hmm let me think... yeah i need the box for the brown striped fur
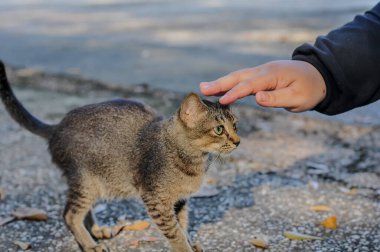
[0,62,240,252]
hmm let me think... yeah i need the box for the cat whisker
[213,153,226,167]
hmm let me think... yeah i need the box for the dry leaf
[319,215,337,229]
[123,220,150,231]
[127,237,158,247]
[284,231,323,240]
[12,207,48,221]
[345,188,358,196]
[251,238,268,249]
[14,241,31,250]
[310,205,331,212]
[142,236,158,242]
[0,216,16,226]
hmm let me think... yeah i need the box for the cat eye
[214,125,224,135]
[233,123,237,132]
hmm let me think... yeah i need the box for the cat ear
[179,93,207,128]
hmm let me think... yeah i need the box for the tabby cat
[0,61,240,252]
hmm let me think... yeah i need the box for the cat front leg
[142,194,193,252]
[174,199,188,231]
[174,199,203,252]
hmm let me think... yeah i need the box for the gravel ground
[0,67,379,251]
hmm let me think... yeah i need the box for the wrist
[290,59,327,111]
[304,61,327,105]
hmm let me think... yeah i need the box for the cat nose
[234,140,240,147]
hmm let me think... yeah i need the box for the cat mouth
[219,147,236,154]
[207,149,231,155]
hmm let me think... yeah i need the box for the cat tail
[0,60,56,139]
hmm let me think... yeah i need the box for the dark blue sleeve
[292,3,380,115]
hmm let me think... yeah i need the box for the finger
[200,82,222,96]
[218,81,254,104]
[219,75,276,104]
[256,87,300,109]
[199,69,250,96]
[199,74,238,96]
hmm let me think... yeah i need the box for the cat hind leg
[84,210,113,240]
[64,187,109,252]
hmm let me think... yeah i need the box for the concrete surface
[0,67,379,251]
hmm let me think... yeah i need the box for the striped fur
[0,63,240,252]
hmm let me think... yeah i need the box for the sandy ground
[0,66,379,251]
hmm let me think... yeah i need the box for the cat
[0,61,240,252]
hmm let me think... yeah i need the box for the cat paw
[91,224,112,240]
[84,243,110,252]
[192,243,204,252]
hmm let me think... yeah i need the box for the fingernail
[200,82,210,89]
[257,92,268,102]
[220,93,230,103]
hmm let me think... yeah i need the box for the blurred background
[0,0,379,124]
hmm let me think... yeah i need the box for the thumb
[256,88,299,109]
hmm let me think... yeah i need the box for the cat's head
[178,93,240,154]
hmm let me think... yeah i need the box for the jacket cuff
[292,47,337,115]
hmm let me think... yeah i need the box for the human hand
[199,60,326,112]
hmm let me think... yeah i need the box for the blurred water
[0,0,379,125]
